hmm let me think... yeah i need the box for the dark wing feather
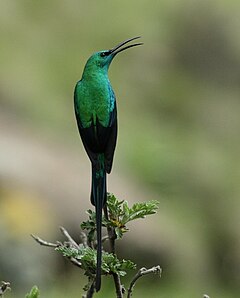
[104,103,117,173]
[74,82,98,165]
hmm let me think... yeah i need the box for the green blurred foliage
[25,286,40,298]
[1,0,240,297]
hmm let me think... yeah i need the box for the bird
[74,36,143,291]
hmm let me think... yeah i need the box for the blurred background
[0,0,240,297]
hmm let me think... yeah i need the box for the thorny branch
[127,266,162,298]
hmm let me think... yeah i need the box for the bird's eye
[100,51,108,57]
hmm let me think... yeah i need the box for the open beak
[109,36,143,56]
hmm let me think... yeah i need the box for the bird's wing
[74,81,98,164]
[74,80,117,172]
[104,101,117,173]
[94,85,117,173]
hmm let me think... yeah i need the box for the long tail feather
[91,156,107,292]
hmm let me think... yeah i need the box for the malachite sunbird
[74,37,143,291]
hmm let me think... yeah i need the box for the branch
[60,226,79,249]
[104,206,117,252]
[104,205,123,298]
[127,266,162,298]
[69,256,82,268]
[31,234,59,248]
[32,233,83,268]
[113,274,123,298]
[86,282,95,298]
[80,231,88,247]
[0,281,11,296]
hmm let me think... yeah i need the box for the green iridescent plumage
[75,56,115,129]
[74,37,143,292]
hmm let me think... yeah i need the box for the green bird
[74,37,143,291]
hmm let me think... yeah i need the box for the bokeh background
[1,0,240,297]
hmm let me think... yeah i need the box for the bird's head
[83,36,143,76]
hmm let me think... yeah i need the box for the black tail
[91,160,107,292]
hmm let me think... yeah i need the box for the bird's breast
[76,79,115,129]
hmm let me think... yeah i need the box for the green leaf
[106,194,159,239]
[56,245,136,277]
[122,201,130,224]
[115,227,123,239]
[25,286,40,298]
[80,194,159,244]
[81,209,98,243]
[127,200,159,222]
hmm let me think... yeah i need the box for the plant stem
[127,266,161,298]
[104,205,116,252]
[86,282,95,298]
[113,274,123,298]
[104,206,123,298]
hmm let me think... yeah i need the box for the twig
[113,274,124,298]
[32,233,82,268]
[104,206,117,253]
[101,235,109,243]
[69,257,82,268]
[127,266,161,298]
[0,281,11,296]
[80,231,88,247]
[31,234,59,248]
[60,226,79,249]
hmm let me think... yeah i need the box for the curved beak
[109,36,143,56]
